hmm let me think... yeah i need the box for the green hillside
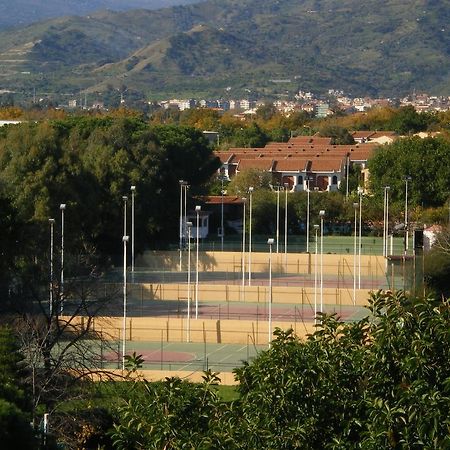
[0,0,448,99]
[0,0,201,29]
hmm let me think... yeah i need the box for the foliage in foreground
[0,326,36,449]
[111,291,450,449]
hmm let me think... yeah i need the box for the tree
[318,124,355,144]
[231,123,270,148]
[0,117,220,257]
[0,327,36,449]
[0,239,123,449]
[368,136,450,212]
[388,105,436,135]
[424,230,450,297]
[226,168,272,196]
[255,103,278,121]
[109,291,450,448]
[111,371,229,450]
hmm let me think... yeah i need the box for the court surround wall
[69,316,316,345]
[139,251,386,277]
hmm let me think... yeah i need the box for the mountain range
[0,0,201,29]
[0,0,448,102]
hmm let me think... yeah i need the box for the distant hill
[0,0,201,29]
[0,0,448,100]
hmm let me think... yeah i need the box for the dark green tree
[111,371,230,450]
[0,326,35,449]
[318,124,355,144]
[388,105,436,135]
[368,136,450,211]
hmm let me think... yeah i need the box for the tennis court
[103,341,266,373]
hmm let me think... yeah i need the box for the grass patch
[217,384,240,402]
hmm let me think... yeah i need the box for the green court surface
[102,341,267,374]
[100,301,369,374]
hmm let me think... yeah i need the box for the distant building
[351,131,397,144]
[0,120,22,127]
[315,102,332,118]
[215,136,378,193]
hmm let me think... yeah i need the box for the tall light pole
[306,176,313,253]
[122,196,128,237]
[314,224,319,324]
[319,210,325,314]
[358,188,363,289]
[353,202,358,305]
[241,197,247,288]
[248,187,254,286]
[405,175,412,254]
[60,203,66,315]
[345,154,350,200]
[186,222,193,342]
[49,218,55,316]
[195,206,201,319]
[383,186,390,257]
[122,235,129,371]
[184,184,188,250]
[276,185,281,253]
[130,185,136,276]
[220,176,225,251]
[284,182,289,272]
[179,180,186,271]
[178,181,189,270]
[267,238,274,346]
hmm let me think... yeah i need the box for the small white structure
[0,120,22,126]
[187,210,210,239]
[423,224,444,252]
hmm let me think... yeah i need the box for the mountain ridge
[0,0,448,100]
[0,0,202,29]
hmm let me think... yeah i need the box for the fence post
[216,320,221,344]
[129,318,132,341]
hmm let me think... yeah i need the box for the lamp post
[242,197,247,289]
[306,176,313,253]
[178,180,189,270]
[358,188,363,289]
[314,224,319,324]
[220,177,225,251]
[122,235,129,371]
[383,186,390,257]
[130,185,136,276]
[353,202,358,305]
[284,182,289,272]
[195,206,201,319]
[186,222,193,342]
[345,154,350,200]
[248,187,254,286]
[60,203,66,315]
[49,218,55,316]
[276,185,281,253]
[319,210,325,314]
[404,175,412,253]
[267,238,274,345]
[179,180,186,271]
[122,196,128,237]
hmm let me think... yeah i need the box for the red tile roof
[202,195,245,205]
[237,159,275,171]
